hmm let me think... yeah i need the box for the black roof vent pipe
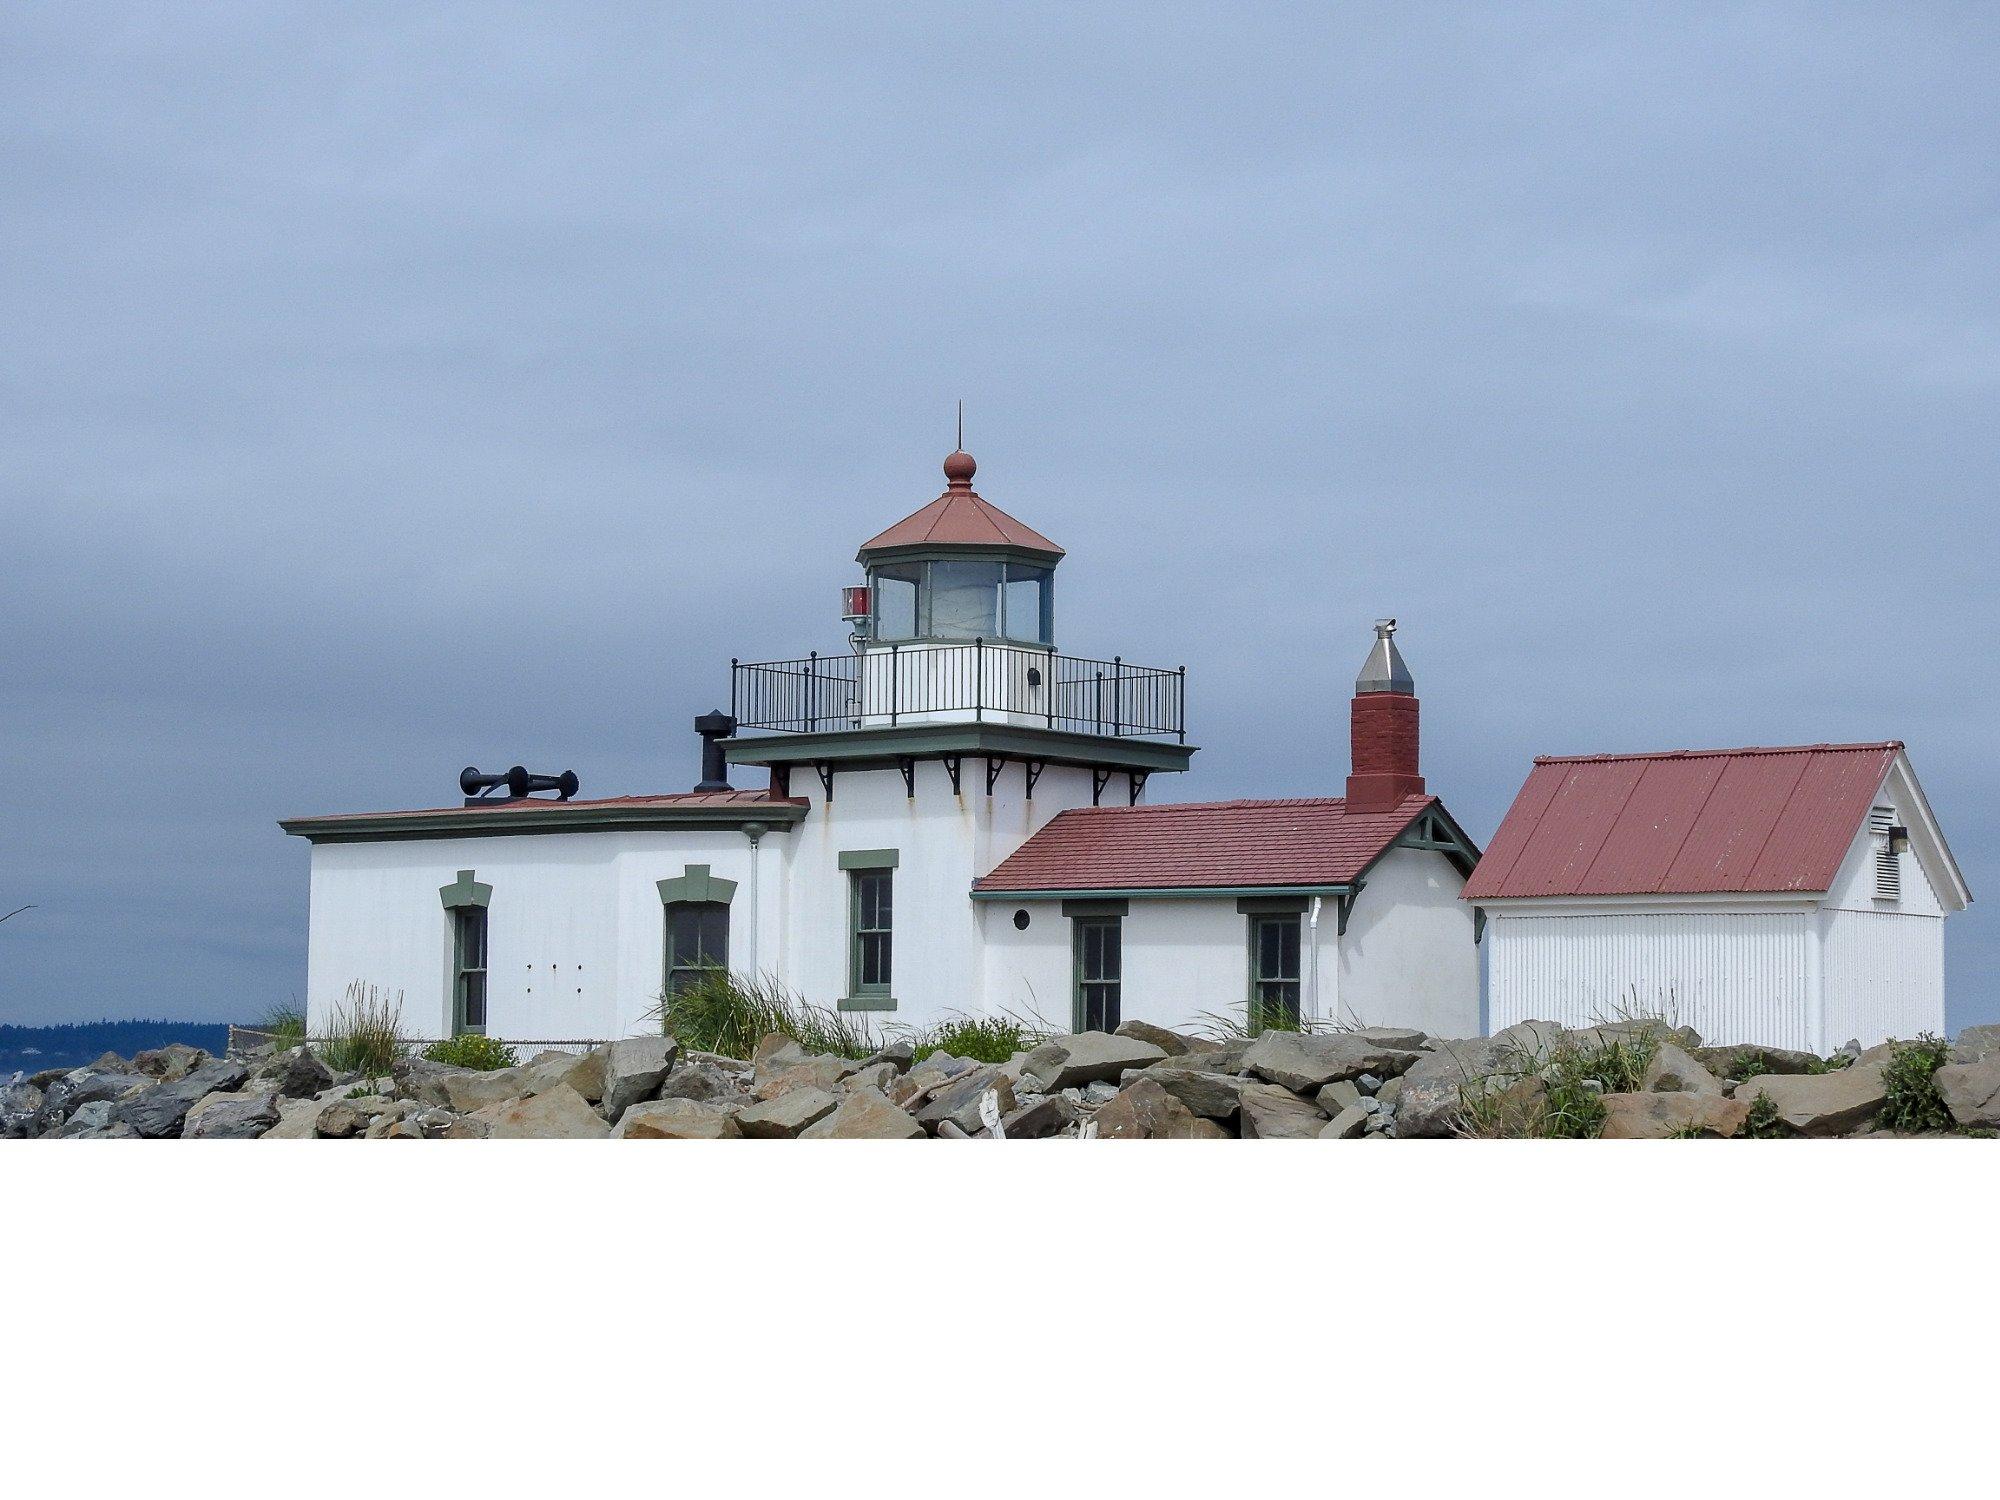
[694,711,737,792]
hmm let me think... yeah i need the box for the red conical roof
[857,450,1064,562]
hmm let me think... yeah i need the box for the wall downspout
[1307,896,1322,1026]
[743,822,768,977]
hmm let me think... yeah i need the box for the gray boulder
[1393,1040,1518,1138]
[600,1037,680,1120]
[1020,1032,1169,1091]
[1316,1079,1365,1114]
[1735,1064,1889,1136]
[475,1084,610,1139]
[263,1097,325,1139]
[1139,1067,1252,1120]
[1,1081,45,1137]
[1093,1078,1224,1139]
[390,1055,472,1109]
[613,1097,742,1139]
[1113,1019,1197,1056]
[1350,1027,1430,1050]
[1951,1025,2000,1065]
[916,1066,1017,1136]
[1599,1092,1749,1138]
[114,1059,249,1137]
[1936,1058,2000,1129]
[316,1094,405,1138]
[1642,1043,1723,1096]
[862,1039,917,1072]
[1237,1081,1327,1139]
[442,1067,531,1115]
[800,1087,925,1140]
[53,1100,116,1137]
[184,1089,283,1139]
[1242,1031,1421,1093]
[1000,1094,1078,1139]
[736,1087,839,1138]
[274,1048,334,1099]
[132,1043,208,1081]
[1319,1104,1370,1139]
[657,1060,743,1105]
[1692,1044,1824,1078]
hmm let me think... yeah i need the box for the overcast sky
[3,3,1995,1031]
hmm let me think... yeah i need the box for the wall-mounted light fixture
[1887,825,1911,856]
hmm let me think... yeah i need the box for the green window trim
[1246,911,1303,1033]
[847,865,895,1008]
[451,905,489,1037]
[439,869,492,909]
[1061,898,1129,917]
[1072,913,1122,1032]
[838,848,901,871]
[656,863,738,907]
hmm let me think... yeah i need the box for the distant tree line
[1,1019,233,1075]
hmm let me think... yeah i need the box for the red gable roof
[858,450,1063,560]
[973,795,1437,894]
[1462,742,1901,901]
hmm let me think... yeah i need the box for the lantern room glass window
[867,559,1053,645]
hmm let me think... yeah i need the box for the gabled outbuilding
[1465,742,1970,1051]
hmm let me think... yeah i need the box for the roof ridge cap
[1533,741,1902,765]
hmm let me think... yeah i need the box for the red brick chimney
[1345,619,1424,814]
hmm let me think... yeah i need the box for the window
[664,901,730,996]
[850,868,893,998]
[452,907,488,1036]
[872,563,921,639]
[927,559,1002,638]
[1001,563,1053,644]
[1073,916,1122,1032]
[1248,913,1301,1031]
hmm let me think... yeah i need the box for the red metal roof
[857,451,1063,559]
[1462,743,1902,901]
[973,795,1436,893]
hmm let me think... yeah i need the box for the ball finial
[943,449,976,484]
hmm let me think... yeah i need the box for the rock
[755,1055,858,1102]
[114,1059,249,1137]
[29,1067,69,1089]
[750,1034,811,1087]
[844,1061,898,1094]
[133,1043,208,1081]
[1599,1092,1750,1139]
[1000,1094,1078,1139]
[1173,1038,1255,1073]
[800,1087,926,1140]
[736,1087,840,1138]
[2,1081,45,1137]
[656,1060,744,1105]
[1642,1043,1723,1096]
[37,1067,147,1132]
[184,1090,283,1139]
[548,1047,606,1103]
[1735,1064,1889,1137]
[477,1084,610,1139]
[1393,1040,1518,1138]
[1242,1031,1421,1093]
[862,1040,916,1073]
[615,1098,743,1139]
[1319,1105,1370,1139]
[1350,1027,1430,1050]
[1951,1025,2000,1065]
[274,1049,334,1099]
[362,1102,423,1138]
[390,1056,472,1108]
[53,1101,116,1137]
[1578,1018,1702,1052]
[600,1037,680,1119]
[1316,1079,1364,1115]
[1139,1067,1252,1120]
[315,1094,407,1138]
[1093,1078,1223,1138]
[1113,1019,1196,1056]
[1020,1032,1168,1091]
[1935,1058,2000,1129]
[87,1051,133,1073]
[263,1097,324,1139]
[442,1068,531,1115]
[1375,1076,1404,1111]
[1692,1045,1824,1078]
[1493,1019,1571,1058]
[1237,1081,1328,1139]
[916,1066,1017,1136]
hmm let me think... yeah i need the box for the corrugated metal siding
[1488,911,1813,1050]
[1822,909,1943,1049]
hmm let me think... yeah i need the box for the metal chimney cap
[1355,618,1415,695]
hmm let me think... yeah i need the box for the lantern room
[850,449,1063,648]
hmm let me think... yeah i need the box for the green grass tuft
[1878,1033,1953,1132]
[422,1034,519,1071]
[261,1003,307,1052]
[319,981,409,1077]
[650,970,878,1061]
[1743,1091,1785,1138]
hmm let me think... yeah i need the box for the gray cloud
[4,3,1995,1028]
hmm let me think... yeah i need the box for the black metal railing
[731,641,1186,741]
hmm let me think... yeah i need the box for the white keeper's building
[283,446,1485,1046]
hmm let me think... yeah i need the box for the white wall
[1817,777,1946,1046]
[1486,907,1818,1050]
[1338,848,1480,1037]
